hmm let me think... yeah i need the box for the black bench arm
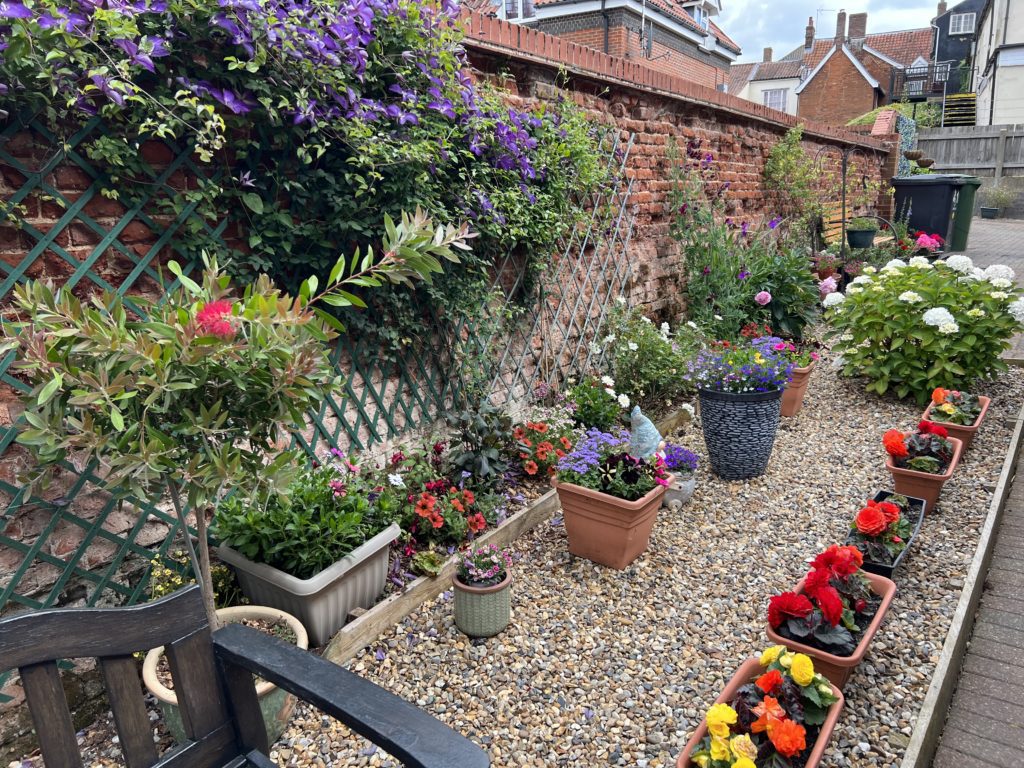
[212,623,489,768]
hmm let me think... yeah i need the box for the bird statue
[629,405,662,459]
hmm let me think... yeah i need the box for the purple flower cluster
[555,427,628,475]
[662,443,698,473]
[687,339,793,394]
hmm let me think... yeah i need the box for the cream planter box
[217,523,401,646]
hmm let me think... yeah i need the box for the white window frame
[949,12,976,35]
[934,62,951,82]
[502,0,534,19]
[762,88,788,111]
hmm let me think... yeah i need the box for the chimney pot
[805,16,815,50]
[835,9,847,43]
[937,1,948,16]
[848,12,867,40]
[763,47,773,62]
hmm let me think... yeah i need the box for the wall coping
[461,10,890,152]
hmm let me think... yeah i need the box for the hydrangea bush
[826,257,1024,402]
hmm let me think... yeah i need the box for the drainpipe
[601,0,609,53]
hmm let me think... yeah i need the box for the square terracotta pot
[765,571,897,689]
[884,436,963,514]
[676,657,845,768]
[781,363,814,417]
[553,477,669,570]
[922,395,991,452]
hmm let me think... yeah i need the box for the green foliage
[566,378,624,432]
[979,183,1019,209]
[826,260,1024,402]
[148,551,245,608]
[764,126,820,229]
[848,217,879,231]
[747,246,820,340]
[846,103,940,128]
[446,400,513,491]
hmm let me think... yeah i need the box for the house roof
[781,27,933,70]
[709,20,741,53]
[751,59,802,80]
[728,62,758,94]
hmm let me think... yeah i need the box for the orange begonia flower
[931,387,947,405]
[750,696,786,734]
[768,718,807,758]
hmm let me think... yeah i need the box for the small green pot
[453,571,512,638]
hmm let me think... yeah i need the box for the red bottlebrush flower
[196,299,234,338]
[815,584,844,626]
[855,505,889,537]
[756,669,784,695]
[883,429,909,459]
[767,591,814,629]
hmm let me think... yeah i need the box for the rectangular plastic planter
[922,395,991,452]
[217,522,401,646]
[765,571,897,690]
[676,657,845,768]
[846,491,926,580]
[884,436,963,514]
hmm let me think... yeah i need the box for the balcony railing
[891,60,960,100]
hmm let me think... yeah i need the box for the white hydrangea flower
[1009,298,1024,324]
[933,259,946,266]
[990,291,1010,300]
[822,292,845,308]
[601,375,615,387]
[967,308,986,318]
[923,307,955,327]
[387,473,405,488]
[908,256,932,268]
[862,266,877,274]
[970,268,986,280]
[640,315,652,324]
[884,258,907,270]
[617,393,630,408]
[985,264,1016,282]
[851,275,872,285]
[846,285,864,295]
[627,341,639,351]
[946,255,973,274]
[604,387,615,397]
[660,322,670,338]
[899,291,923,303]
[990,277,1014,289]
[938,321,960,335]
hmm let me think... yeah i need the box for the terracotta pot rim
[452,571,513,594]
[922,395,991,434]
[552,476,672,510]
[884,435,963,481]
[765,571,897,666]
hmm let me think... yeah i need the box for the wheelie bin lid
[891,174,980,186]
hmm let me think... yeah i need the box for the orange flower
[462,490,475,506]
[931,387,947,405]
[751,696,786,734]
[755,669,784,695]
[882,429,908,459]
[555,449,566,458]
[768,718,806,758]
[513,427,526,441]
[415,493,436,517]
[429,512,445,529]
[536,447,550,461]
[522,438,532,448]
[467,513,486,533]
[450,498,465,513]
[560,436,572,450]
[524,461,539,475]
[533,422,549,434]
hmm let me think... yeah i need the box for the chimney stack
[805,16,815,50]
[848,12,867,40]
[937,1,948,16]
[763,47,773,62]
[835,9,847,44]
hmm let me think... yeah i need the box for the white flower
[686,321,698,329]
[862,266,877,274]
[617,393,630,408]
[846,285,864,295]
[387,473,405,488]
[604,387,615,397]
[938,321,960,335]
[967,308,986,318]
[822,292,845,308]
[946,255,973,274]
[851,275,872,285]
[933,259,946,266]
[601,375,615,387]
[681,403,695,417]
[660,322,670,338]
[713,314,723,321]
[990,291,1010,300]
[615,295,626,305]
[990,277,1013,289]
[640,315,652,324]
[627,341,639,351]
[589,342,602,354]
[884,258,907,270]
[908,256,932,268]
[870,285,884,292]
[970,268,986,280]
[1009,298,1024,323]
[923,307,955,327]
[603,334,616,344]
[898,291,923,303]
[985,264,1016,282]
[840,332,854,341]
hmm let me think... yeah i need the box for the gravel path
[266,357,1024,768]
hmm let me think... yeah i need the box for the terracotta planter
[143,605,308,744]
[765,571,897,689]
[676,657,845,768]
[781,363,814,417]
[553,477,670,569]
[453,571,512,638]
[922,396,991,451]
[884,436,963,513]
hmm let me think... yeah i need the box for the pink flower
[755,291,772,306]
[819,276,838,298]
[196,299,234,338]
[915,233,942,252]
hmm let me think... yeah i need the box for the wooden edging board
[899,399,1024,768]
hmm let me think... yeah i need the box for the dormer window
[503,0,534,20]
[689,6,710,29]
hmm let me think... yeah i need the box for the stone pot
[765,571,897,689]
[675,657,845,768]
[846,228,876,249]
[453,571,512,638]
[699,388,782,480]
[781,362,815,417]
[217,523,401,646]
[143,604,308,744]
[553,476,670,569]
[884,436,963,513]
[664,474,696,507]
[922,395,991,451]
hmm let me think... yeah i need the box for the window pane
[950,13,975,35]
[763,89,787,111]
[522,0,534,17]
[505,0,518,18]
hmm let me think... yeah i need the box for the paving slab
[964,217,1024,358]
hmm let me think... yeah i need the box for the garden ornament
[629,406,662,459]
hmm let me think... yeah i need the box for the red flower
[812,545,863,578]
[462,490,475,506]
[883,429,909,459]
[433,442,445,455]
[196,299,235,338]
[429,512,444,529]
[769,718,807,758]
[815,584,844,627]
[804,567,832,597]
[854,598,867,613]
[855,505,888,537]
[533,422,549,434]
[918,420,948,438]
[768,592,814,629]
[467,513,486,533]
[524,461,538,475]
[560,436,572,450]
[513,427,526,441]
[756,669,784,695]
[450,498,465,513]
[876,501,900,525]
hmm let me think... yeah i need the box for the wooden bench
[0,586,490,768]
[820,202,894,248]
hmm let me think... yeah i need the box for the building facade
[974,0,1024,125]
[933,0,986,95]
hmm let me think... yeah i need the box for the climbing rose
[195,299,234,338]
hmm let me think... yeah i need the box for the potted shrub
[677,649,844,768]
[844,492,926,580]
[452,544,513,638]
[883,422,964,512]
[552,428,671,569]
[214,455,403,646]
[766,545,897,689]
[662,442,699,507]
[687,338,793,480]
[979,182,1019,219]
[773,340,820,417]
[923,388,991,451]
[846,217,878,249]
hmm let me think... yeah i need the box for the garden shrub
[825,256,1024,402]
[746,246,820,340]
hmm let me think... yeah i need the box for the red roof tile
[783,27,932,71]
[751,59,801,80]
[709,20,741,54]
[727,62,757,94]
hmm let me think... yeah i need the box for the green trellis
[0,113,636,699]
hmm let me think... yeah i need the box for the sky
[721,0,940,62]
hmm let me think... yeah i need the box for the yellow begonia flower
[693,755,710,768]
[791,653,815,686]
[709,722,730,739]
[710,735,731,761]
[706,703,738,728]
[759,645,786,666]
[732,759,757,768]
[730,734,758,761]
[779,652,794,668]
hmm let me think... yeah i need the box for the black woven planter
[699,388,783,480]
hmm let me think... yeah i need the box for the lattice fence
[0,113,635,686]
